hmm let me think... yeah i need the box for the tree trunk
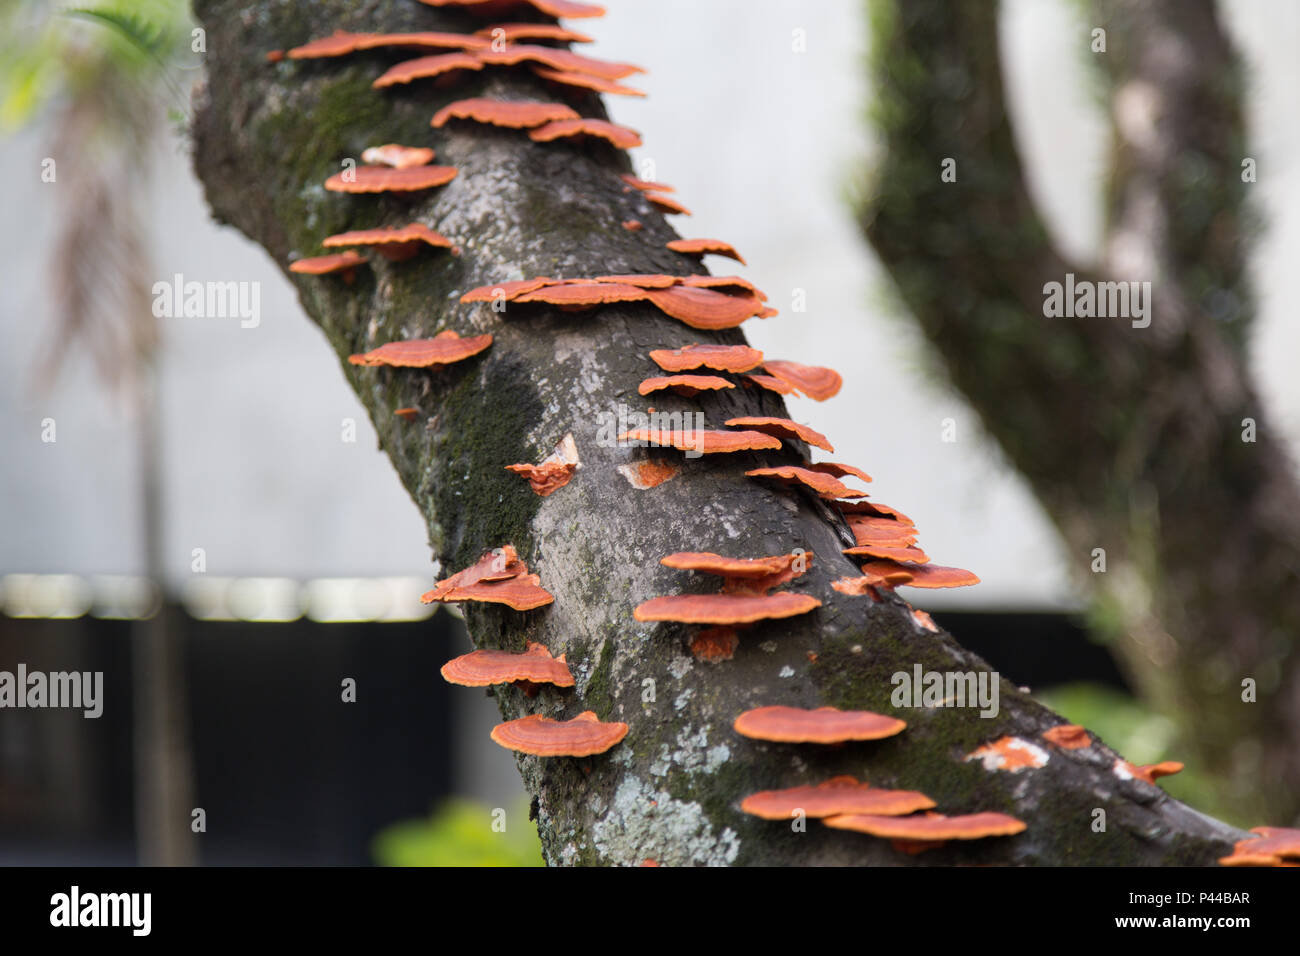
[190,0,1250,864]
[859,0,1300,825]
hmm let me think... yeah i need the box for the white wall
[2,0,1297,615]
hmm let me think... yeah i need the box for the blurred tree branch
[859,0,1300,823]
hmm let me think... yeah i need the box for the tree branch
[192,0,1248,863]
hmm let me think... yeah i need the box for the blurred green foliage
[373,798,545,867]
[1038,682,1232,824]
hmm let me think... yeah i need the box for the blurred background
[1,0,1296,863]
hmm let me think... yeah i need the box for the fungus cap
[859,561,978,589]
[529,117,645,147]
[360,144,437,169]
[421,546,525,599]
[642,191,691,215]
[531,66,647,97]
[440,573,555,611]
[477,44,643,80]
[617,428,781,454]
[633,592,821,625]
[843,543,931,564]
[505,434,580,497]
[289,251,368,277]
[592,273,679,289]
[726,417,834,453]
[490,711,629,758]
[746,466,856,499]
[620,173,675,193]
[659,551,809,580]
[432,97,580,128]
[809,461,873,484]
[741,776,935,820]
[441,641,574,687]
[823,811,1027,841]
[287,30,489,59]
[762,360,843,401]
[474,23,595,43]
[644,285,766,330]
[461,277,558,302]
[348,330,492,368]
[373,52,484,88]
[742,373,794,396]
[325,165,457,193]
[637,374,735,396]
[733,706,906,743]
[666,238,746,265]
[1219,827,1300,866]
[1042,724,1090,750]
[515,281,649,307]
[649,343,763,373]
[323,224,455,261]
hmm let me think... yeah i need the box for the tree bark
[859,0,1300,825]
[191,0,1251,864]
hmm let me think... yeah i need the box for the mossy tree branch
[192,0,1248,863]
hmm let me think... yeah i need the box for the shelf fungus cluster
[420,546,554,611]
[734,710,1026,856]
[635,551,821,662]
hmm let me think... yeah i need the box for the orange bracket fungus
[637,375,735,397]
[531,66,647,97]
[441,641,575,688]
[324,164,458,193]
[642,191,690,215]
[621,219,643,231]
[746,465,863,500]
[505,433,580,496]
[515,281,650,307]
[808,461,873,484]
[726,417,834,453]
[666,238,747,265]
[289,251,368,282]
[843,543,931,564]
[741,776,936,820]
[428,573,554,611]
[432,97,580,129]
[734,706,906,744]
[643,285,769,329]
[529,118,643,149]
[649,343,763,374]
[360,144,437,169]
[831,567,915,594]
[348,330,493,368]
[822,811,1027,842]
[323,224,456,261]
[286,30,489,60]
[373,52,485,88]
[762,360,843,401]
[965,736,1050,773]
[422,546,526,600]
[477,44,643,80]
[1114,759,1185,785]
[490,711,629,758]
[616,428,781,455]
[616,459,680,490]
[1042,724,1091,750]
[461,276,558,302]
[474,23,596,44]
[1219,827,1300,866]
[742,373,795,396]
[418,0,608,19]
[634,591,821,626]
[858,561,979,589]
[620,173,675,193]
[393,406,421,422]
